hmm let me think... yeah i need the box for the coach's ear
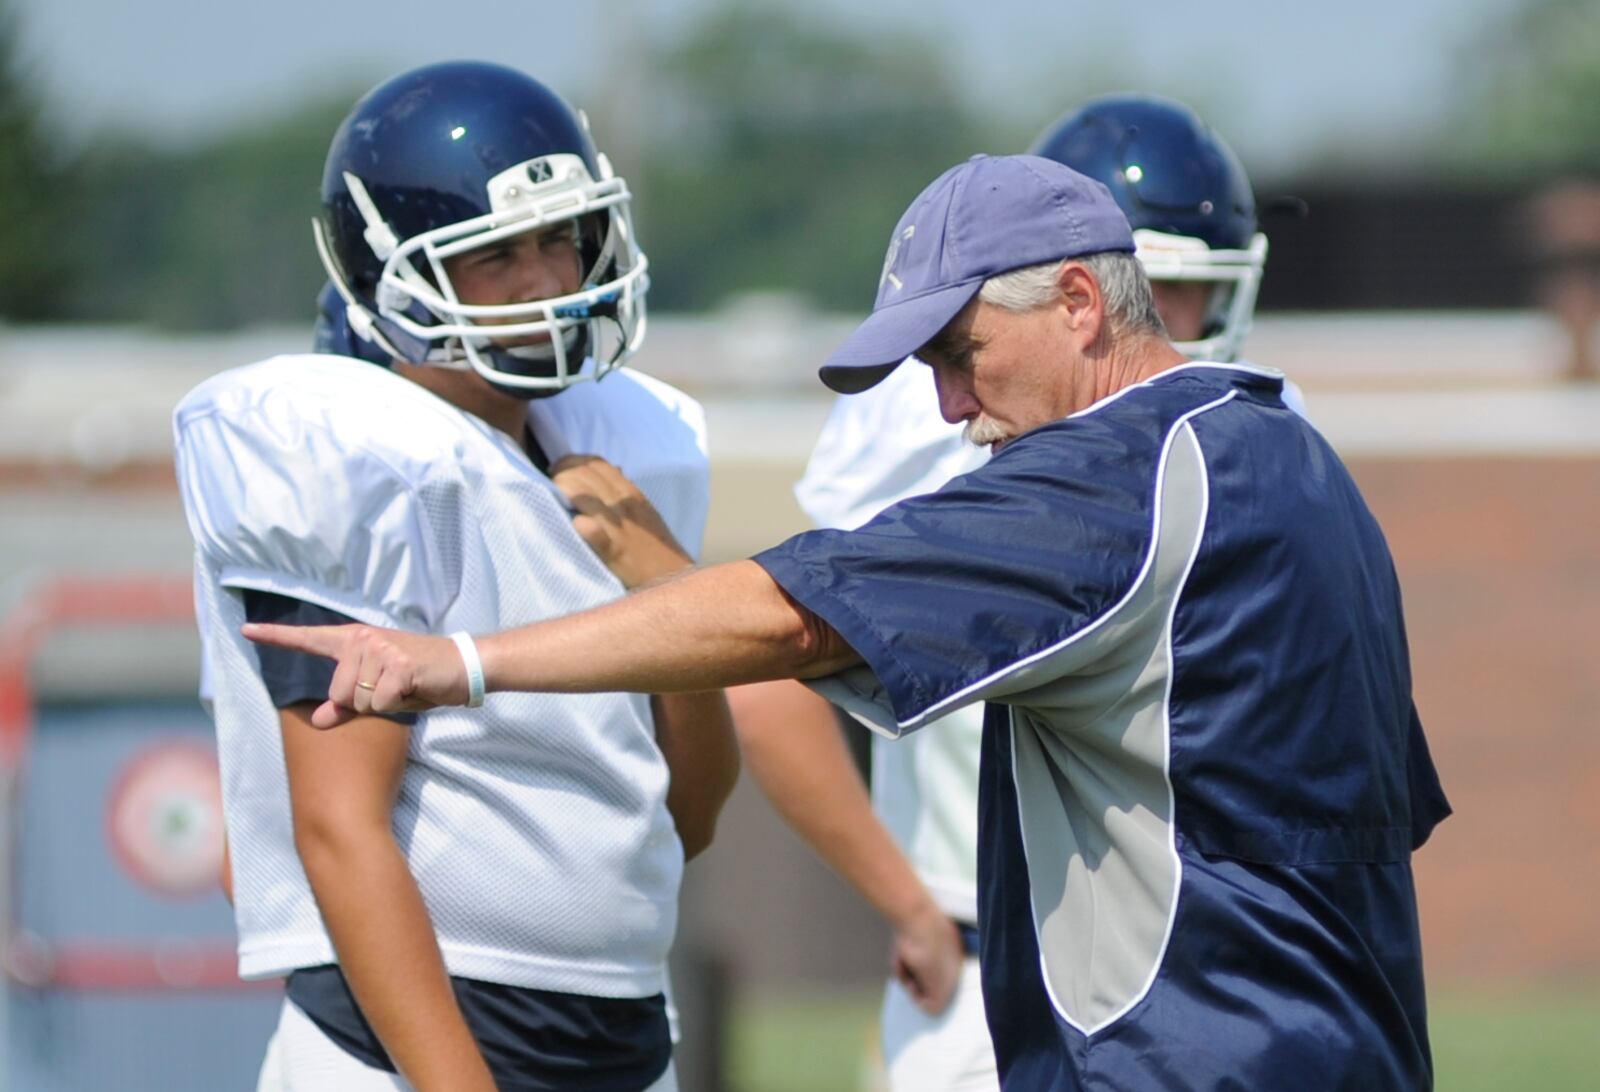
[1055,261,1106,353]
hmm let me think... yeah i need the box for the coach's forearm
[478,560,859,695]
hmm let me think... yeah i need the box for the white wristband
[449,631,486,708]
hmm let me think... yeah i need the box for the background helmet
[1031,94,1266,362]
[315,60,648,395]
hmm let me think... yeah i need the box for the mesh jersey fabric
[174,353,709,998]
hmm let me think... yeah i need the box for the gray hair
[977,252,1165,339]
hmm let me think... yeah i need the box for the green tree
[636,5,1006,311]
[61,92,360,329]
[1450,0,1600,179]
[0,0,74,320]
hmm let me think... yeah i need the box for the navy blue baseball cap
[819,154,1135,394]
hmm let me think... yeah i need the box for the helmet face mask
[315,62,649,397]
[1032,95,1265,363]
[1134,229,1268,364]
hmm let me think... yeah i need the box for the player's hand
[889,903,964,1016]
[551,454,693,589]
[241,622,467,729]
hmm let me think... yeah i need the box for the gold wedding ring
[355,680,376,691]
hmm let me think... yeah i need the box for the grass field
[1429,989,1600,1091]
[729,989,882,1092]
[727,986,1600,1092]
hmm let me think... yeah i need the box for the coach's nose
[931,363,979,425]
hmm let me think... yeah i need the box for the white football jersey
[174,354,708,997]
[795,361,986,923]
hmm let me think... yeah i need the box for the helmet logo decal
[527,160,554,184]
[880,225,915,293]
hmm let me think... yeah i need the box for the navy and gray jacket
[757,363,1450,1091]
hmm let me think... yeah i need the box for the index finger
[241,621,351,660]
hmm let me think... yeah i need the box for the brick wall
[1350,456,1600,986]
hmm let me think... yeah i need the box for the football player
[728,93,1299,1092]
[175,61,736,1091]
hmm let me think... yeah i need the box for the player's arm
[282,702,496,1092]
[553,455,740,859]
[730,680,963,1014]
[651,692,739,860]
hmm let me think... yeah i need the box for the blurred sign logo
[105,742,225,898]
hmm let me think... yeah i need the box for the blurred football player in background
[175,60,736,1091]
[729,93,1298,1091]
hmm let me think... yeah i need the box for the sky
[17,0,1526,180]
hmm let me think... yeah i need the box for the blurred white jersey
[174,354,709,998]
[795,361,986,923]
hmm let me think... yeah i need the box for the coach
[251,154,1451,1091]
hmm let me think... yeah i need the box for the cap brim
[818,280,981,394]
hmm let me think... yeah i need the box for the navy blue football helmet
[314,61,648,394]
[1031,94,1266,362]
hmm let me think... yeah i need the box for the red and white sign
[105,742,225,898]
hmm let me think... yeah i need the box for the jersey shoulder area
[173,354,481,625]
[174,353,481,483]
[1231,356,1309,420]
[991,363,1266,491]
[1156,358,1309,417]
[1093,361,1285,424]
